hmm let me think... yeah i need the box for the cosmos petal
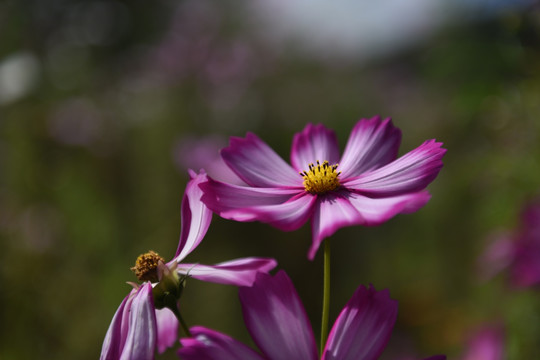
[322,284,398,360]
[239,271,318,360]
[345,191,432,222]
[173,170,213,263]
[119,283,157,360]
[200,177,302,222]
[178,326,264,360]
[343,139,446,197]
[178,258,277,286]
[100,293,130,360]
[155,308,179,354]
[339,117,402,178]
[309,191,431,260]
[309,194,364,260]
[290,123,340,171]
[248,192,317,231]
[221,133,301,187]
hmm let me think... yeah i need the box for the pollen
[131,250,165,282]
[300,160,341,194]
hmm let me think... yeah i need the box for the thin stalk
[320,238,331,355]
[169,301,192,338]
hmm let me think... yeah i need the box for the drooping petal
[101,293,131,360]
[343,139,446,197]
[221,133,301,187]
[239,271,318,360]
[200,177,302,222]
[339,116,402,178]
[155,308,178,354]
[178,258,277,286]
[178,326,265,360]
[309,191,431,260]
[119,283,157,360]
[322,284,398,360]
[173,170,213,263]
[290,123,340,171]
[309,193,364,260]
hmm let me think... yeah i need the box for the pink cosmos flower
[461,325,505,360]
[478,198,540,288]
[178,270,445,360]
[201,116,446,259]
[100,170,277,360]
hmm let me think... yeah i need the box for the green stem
[167,298,192,338]
[320,238,331,355]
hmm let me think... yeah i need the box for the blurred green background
[1,0,540,358]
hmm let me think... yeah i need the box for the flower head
[100,170,277,360]
[201,117,446,259]
[478,197,540,288]
[178,271,445,360]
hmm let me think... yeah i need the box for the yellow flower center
[300,160,341,194]
[131,250,165,282]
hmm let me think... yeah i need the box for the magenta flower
[462,325,505,360]
[200,116,446,259]
[178,270,446,360]
[100,170,277,360]
[478,198,540,288]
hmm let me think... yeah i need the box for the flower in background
[100,170,277,360]
[178,270,445,360]
[201,116,446,259]
[478,198,540,288]
[462,325,505,360]
[143,0,270,116]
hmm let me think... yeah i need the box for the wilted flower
[201,116,446,259]
[178,270,446,360]
[100,171,277,359]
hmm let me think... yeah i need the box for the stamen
[299,160,341,194]
[131,250,165,282]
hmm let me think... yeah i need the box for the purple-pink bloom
[177,270,445,360]
[200,116,446,259]
[462,325,505,360]
[478,198,540,288]
[100,170,277,360]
